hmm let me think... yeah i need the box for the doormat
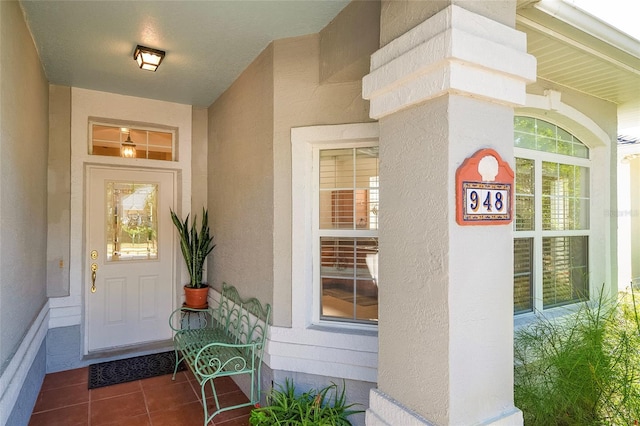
[88,351,185,389]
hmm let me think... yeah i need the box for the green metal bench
[169,282,271,425]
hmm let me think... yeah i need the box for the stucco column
[362,4,536,425]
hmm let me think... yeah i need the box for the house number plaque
[456,148,513,226]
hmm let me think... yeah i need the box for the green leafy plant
[249,379,363,425]
[170,207,215,288]
[514,287,640,425]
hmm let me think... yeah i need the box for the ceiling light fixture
[121,132,137,158]
[133,45,165,72]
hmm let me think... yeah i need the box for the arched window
[513,117,591,314]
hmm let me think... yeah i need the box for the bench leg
[200,375,258,425]
[201,378,219,426]
[253,365,259,404]
[172,348,181,380]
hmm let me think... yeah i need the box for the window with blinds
[514,238,533,313]
[542,236,589,308]
[317,147,379,323]
[515,158,534,231]
[513,117,590,314]
[541,162,589,231]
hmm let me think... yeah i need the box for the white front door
[86,166,176,352]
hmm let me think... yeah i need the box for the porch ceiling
[517,2,640,135]
[18,0,349,108]
[18,1,640,134]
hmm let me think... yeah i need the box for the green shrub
[249,379,363,426]
[514,289,640,425]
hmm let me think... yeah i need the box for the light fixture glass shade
[133,45,165,72]
[121,134,137,158]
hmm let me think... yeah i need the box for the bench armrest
[193,342,259,378]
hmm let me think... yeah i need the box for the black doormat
[88,351,185,389]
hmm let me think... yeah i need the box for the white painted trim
[514,91,614,322]
[535,0,640,60]
[287,123,379,382]
[366,388,523,426]
[366,389,433,426]
[617,157,632,290]
[362,5,536,119]
[617,143,640,290]
[55,87,192,364]
[479,409,525,425]
[516,16,640,77]
[0,302,49,426]
[513,146,592,314]
[521,92,610,147]
[267,325,378,383]
[618,142,640,159]
[49,294,83,328]
[48,305,82,328]
[291,122,379,328]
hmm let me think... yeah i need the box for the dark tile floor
[29,366,252,426]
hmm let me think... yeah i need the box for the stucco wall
[379,0,514,46]
[191,107,208,215]
[631,158,640,282]
[0,0,49,374]
[271,27,377,326]
[207,44,275,305]
[207,0,378,328]
[319,0,380,84]
[376,97,451,419]
[47,85,71,298]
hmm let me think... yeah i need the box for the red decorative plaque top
[456,148,514,226]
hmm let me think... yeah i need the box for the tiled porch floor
[29,366,252,426]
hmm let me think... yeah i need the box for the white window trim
[292,123,379,330]
[268,123,378,383]
[514,91,612,328]
[514,146,592,314]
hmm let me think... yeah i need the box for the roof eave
[534,0,640,59]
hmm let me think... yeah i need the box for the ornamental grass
[514,287,640,425]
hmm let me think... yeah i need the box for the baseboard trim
[0,302,49,425]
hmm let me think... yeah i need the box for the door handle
[90,263,98,293]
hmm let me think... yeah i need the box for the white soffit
[516,0,640,107]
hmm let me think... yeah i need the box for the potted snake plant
[170,207,215,308]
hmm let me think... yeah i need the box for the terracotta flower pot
[184,285,209,309]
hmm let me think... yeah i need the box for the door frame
[82,164,179,354]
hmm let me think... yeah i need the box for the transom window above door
[90,122,175,161]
